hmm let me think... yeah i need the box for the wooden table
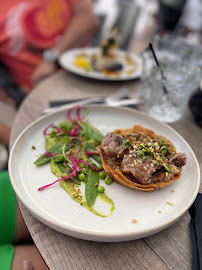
[10,70,202,270]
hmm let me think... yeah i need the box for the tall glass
[141,35,201,123]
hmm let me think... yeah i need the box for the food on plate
[73,31,137,77]
[74,56,90,69]
[91,30,123,73]
[101,29,118,56]
[99,125,186,192]
[34,106,115,217]
[91,54,123,73]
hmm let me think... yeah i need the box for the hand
[31,60,57,87]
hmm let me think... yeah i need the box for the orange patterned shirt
[0,0,80,90]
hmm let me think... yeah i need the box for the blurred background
[92,0,202,51]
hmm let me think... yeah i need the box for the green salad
[34,106,115,217]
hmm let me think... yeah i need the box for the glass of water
[141,35,201,123]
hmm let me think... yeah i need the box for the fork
[43,86,143,114]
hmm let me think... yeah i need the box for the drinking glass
[141,35,201,123]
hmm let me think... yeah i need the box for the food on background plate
[74,31,137,77]
[99,125,186,192]
[34,106,115,217]
[91,30,123,73]
[101,28,119,57]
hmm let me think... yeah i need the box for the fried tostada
[99,125,186,192]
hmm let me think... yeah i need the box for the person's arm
[52,0,100,53]
[31,0,100,86]
[0,122,11,147]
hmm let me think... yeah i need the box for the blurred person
[0,124,49,269]
[0,122,11,148]
[179,0,202,43]
[0,0,99,94]
[0,2,99,269]
[0,63,26,108]
[157,0,187,33]
[0,170,49,270]
[0,87,17,108]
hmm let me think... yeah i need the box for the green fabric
[0,245,14,270]
[0,171,16,245]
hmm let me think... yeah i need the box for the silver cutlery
[43,86,143,114]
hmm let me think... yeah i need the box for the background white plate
[59,48,143,81]
[9,106,200,242]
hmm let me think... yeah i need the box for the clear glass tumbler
[141,35,201,123]
[142,65,200,123]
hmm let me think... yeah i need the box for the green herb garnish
[137,144,144,150]
[167,202,174,206]
[159,136,165,144]
[144,149,153,156]
[164,163,171,173]
[137,151,147,160]
[154,160,160,165]
[160,146,168,155]
[123,139,133,149]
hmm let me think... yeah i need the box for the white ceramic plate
[59,48,143,81]
[9,106,200,242]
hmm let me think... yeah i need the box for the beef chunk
[169,153,186,167]
[121,154,156,184]
[101,134,124,157]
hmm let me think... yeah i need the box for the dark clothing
[0,63,26,108]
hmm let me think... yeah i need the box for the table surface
[10,70,202,270]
